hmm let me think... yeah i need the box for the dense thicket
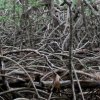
[0,0,100,100]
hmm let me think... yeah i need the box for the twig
[68,2,76,100]
[72,63,85,100]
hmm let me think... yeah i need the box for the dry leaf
[94,72,100,80]
[53,73,61,92]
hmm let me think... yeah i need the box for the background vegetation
[0,0,100,100]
